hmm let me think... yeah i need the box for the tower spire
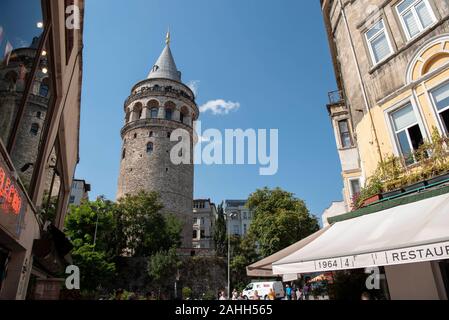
[147,30,181,81]
[166,28,171,46]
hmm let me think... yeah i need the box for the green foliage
[246,187,319,257]
[182,287,192,300]
[229,234,259,291]
[147,248,181,289]
[70,244,116,292]
[202,290,216,300]
[115,191,182,256]
[354,127,449,209]
[213,203,227,257]
[65,198,118,292]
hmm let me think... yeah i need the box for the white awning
[272,192,449,275]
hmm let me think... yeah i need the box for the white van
[242,281,285,300]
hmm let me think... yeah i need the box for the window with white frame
[349,178,361,197]
[390,103,425,165]
[338,119,352,148]
[431,81,449,135]
[396,0,436,40]
[365,20,393,65]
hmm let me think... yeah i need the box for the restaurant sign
[273,241,449,274]
[0,156,26,239]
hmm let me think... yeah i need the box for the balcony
[327,90,345,106]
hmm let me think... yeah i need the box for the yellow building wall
[350,41,449,189]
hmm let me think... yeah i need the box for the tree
[213,202,227,257]
[229,233,259,291]
[115,191,182,256]
[65,198,117,292]
[147,248,181,297]
[247,187,319,257]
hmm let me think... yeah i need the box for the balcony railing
[328,90,344,105]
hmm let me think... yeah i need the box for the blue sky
[76,0,343,218]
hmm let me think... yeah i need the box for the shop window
[338,119,352,148]
[396,0,436,40]
[0,247,10,294]
[41,145,64,227]
[0,0,45,148]
[390,103,425,165]
[431,81,449,135]
[365,20,393,65]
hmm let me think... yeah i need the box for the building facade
[117,33,199,249]
[69,179,90,206]
[224,200,253,237]
[0,0,84,299]
[192,199,217,250]
[322,0,449,208]
[321,0,449,299]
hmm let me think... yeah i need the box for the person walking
[231,289,239,300]
[285,284,292,300]
[268,288,276,300]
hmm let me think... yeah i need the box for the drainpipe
[338,0,383,164]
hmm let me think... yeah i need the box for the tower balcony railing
[124,84,195,108]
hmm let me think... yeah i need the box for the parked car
[242,281,285,300]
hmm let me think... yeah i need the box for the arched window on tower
[180,106,189,124]
[30,123,39,136]
[146,142,154,155]
[122,148,126,160]
[165,109,173,120]
[165,101,176,120]
[39,78,50,97]
[151,108,158,118]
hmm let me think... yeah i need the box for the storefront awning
[272,192,449,275]
[246,226,331,277]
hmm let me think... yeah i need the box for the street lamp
[226,211,238,299]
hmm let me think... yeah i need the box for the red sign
[0,166,22,215]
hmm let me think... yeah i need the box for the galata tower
[117,32,198,249]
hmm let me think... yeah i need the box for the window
[200,230,205,239]
[180,112,184,123]
[338,120,352,148]
[150,108,158,118]
[365,20,393,65]
[232,225,239,235]
[431,82,449,135]
[390,103,425,165]
[146,142,153,155]
[149,131,153,137]
[69,195,76,204]
[122,148,126,159]
[165,109,173,120]
[243,224,247,235]
[243,212,247,220]
[39,78,49,97]
[30,123,39,136]
[201,217,205,225]
[167,131,171,138]
[396,0,436,40]
[36,111,42,119]
[193,230,198,239]
[349,178,361,196]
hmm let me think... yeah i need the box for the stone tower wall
[117,78,198,249]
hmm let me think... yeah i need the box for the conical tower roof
[147,31,181,82]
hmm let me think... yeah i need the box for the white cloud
[199,99,240,115]
[187,80,200,96]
